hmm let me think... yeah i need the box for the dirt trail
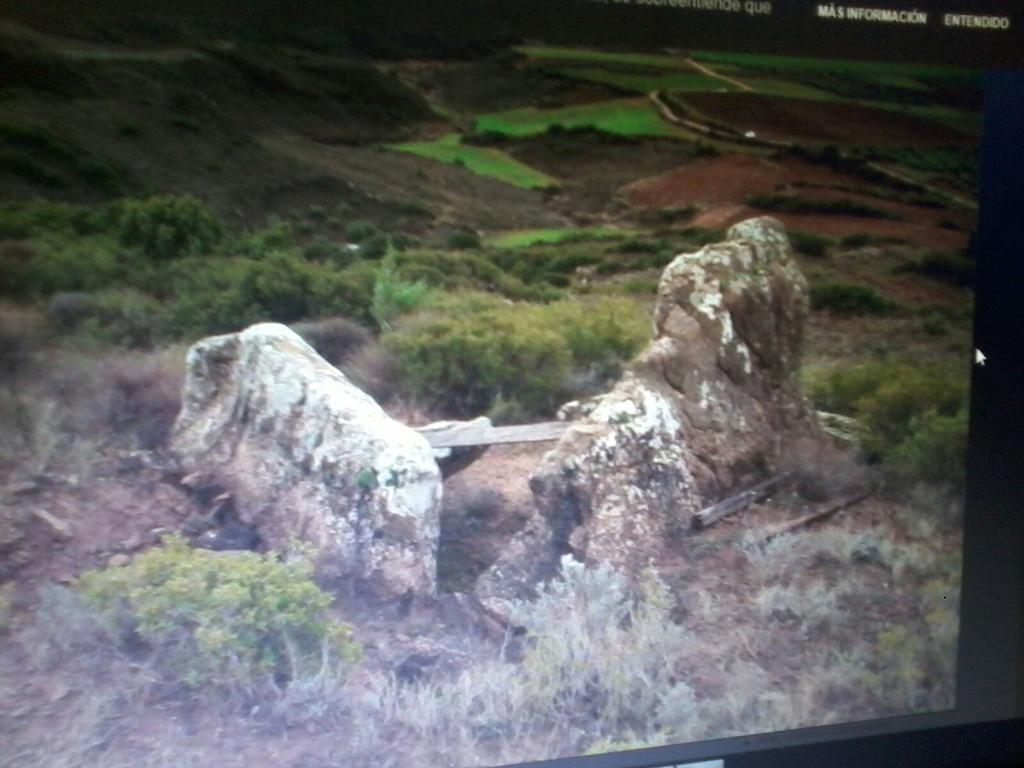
[686,57,753,92]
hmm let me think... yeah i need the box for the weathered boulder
[170,323,442,599]
[480,217,819,588]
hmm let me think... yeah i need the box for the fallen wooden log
[691,472,793,531]
[760,490,873,543]
[417,420,567,449]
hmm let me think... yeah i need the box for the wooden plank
[760,491,873,543]
[691,472,793,531]
[417,421,568,449]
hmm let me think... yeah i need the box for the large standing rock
[480,217,819,591]
[170,323,442,599]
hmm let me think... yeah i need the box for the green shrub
[678,226,727,246]
[302,238,356,267]
[806,360,968,488]
[445,231,481,250]
[0,236,124,299]
[359,232,391,259]
[119,195,224,260]
[896,252,974,288]
[388,249,558,302]
[749,194,903,220]
[164,254,377,336]
[345,220,379,243]
[228,218,295,259]
[80,288,168,348]
[810,282,895,316]
[384,295,647,417]
[0,199,112,239]
[840,233,908,248]
[886,408,968,488]
[789,230,833,258]
[488,246,601,287]
[78,536,361,690]
[386,306,571,416]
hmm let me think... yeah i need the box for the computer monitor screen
[0,3,1020,768]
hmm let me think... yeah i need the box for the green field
[515,45,689,70]
[550,67,737,94]
[474,99,686,140]
[487,228,632,249]
[386,134,557,189]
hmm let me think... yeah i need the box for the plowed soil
[679,92,975,146]
[623,154,973,250]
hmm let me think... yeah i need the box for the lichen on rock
[170,323,442,599]
[479,217,821,595]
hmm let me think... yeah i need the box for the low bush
[361,557,697,760]
[886,408,968,488]
[345,220,379,243]
[488,246,602,287]
[291,316,372,365]
[839,233,908,248]
[78,535,361,692]
[0,304,46,378]
[164,255,378,337]
[0,199,113,239]
[384,295,648,417]
[445,230,481,250]
[302,237,357,267]
[896,252,974,288]
[678,226,727,246]
[806,360,968,489]
[389,249,559,303]
[359,232,392,259]
[119,195,224,261]
[339,341,401,404]
[385,304,571,417]
[0,235,125,299]
[80,288,168,348]
[102,347,185,449]
[810,282,895,316]
[789,230,833,259]
[228,218,295,259]
[749,194,903,220]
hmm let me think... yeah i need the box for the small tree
[370,256,429,330]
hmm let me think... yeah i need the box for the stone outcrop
[170,323,442,599]
[480,217,820,590]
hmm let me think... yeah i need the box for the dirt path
[686,57,752,92]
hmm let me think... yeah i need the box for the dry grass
[0,344,185,479]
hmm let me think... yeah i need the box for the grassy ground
[474,99,688,139]
[385,133,558,189]
[486,227,632,248]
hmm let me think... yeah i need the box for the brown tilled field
[678,93,975,146]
